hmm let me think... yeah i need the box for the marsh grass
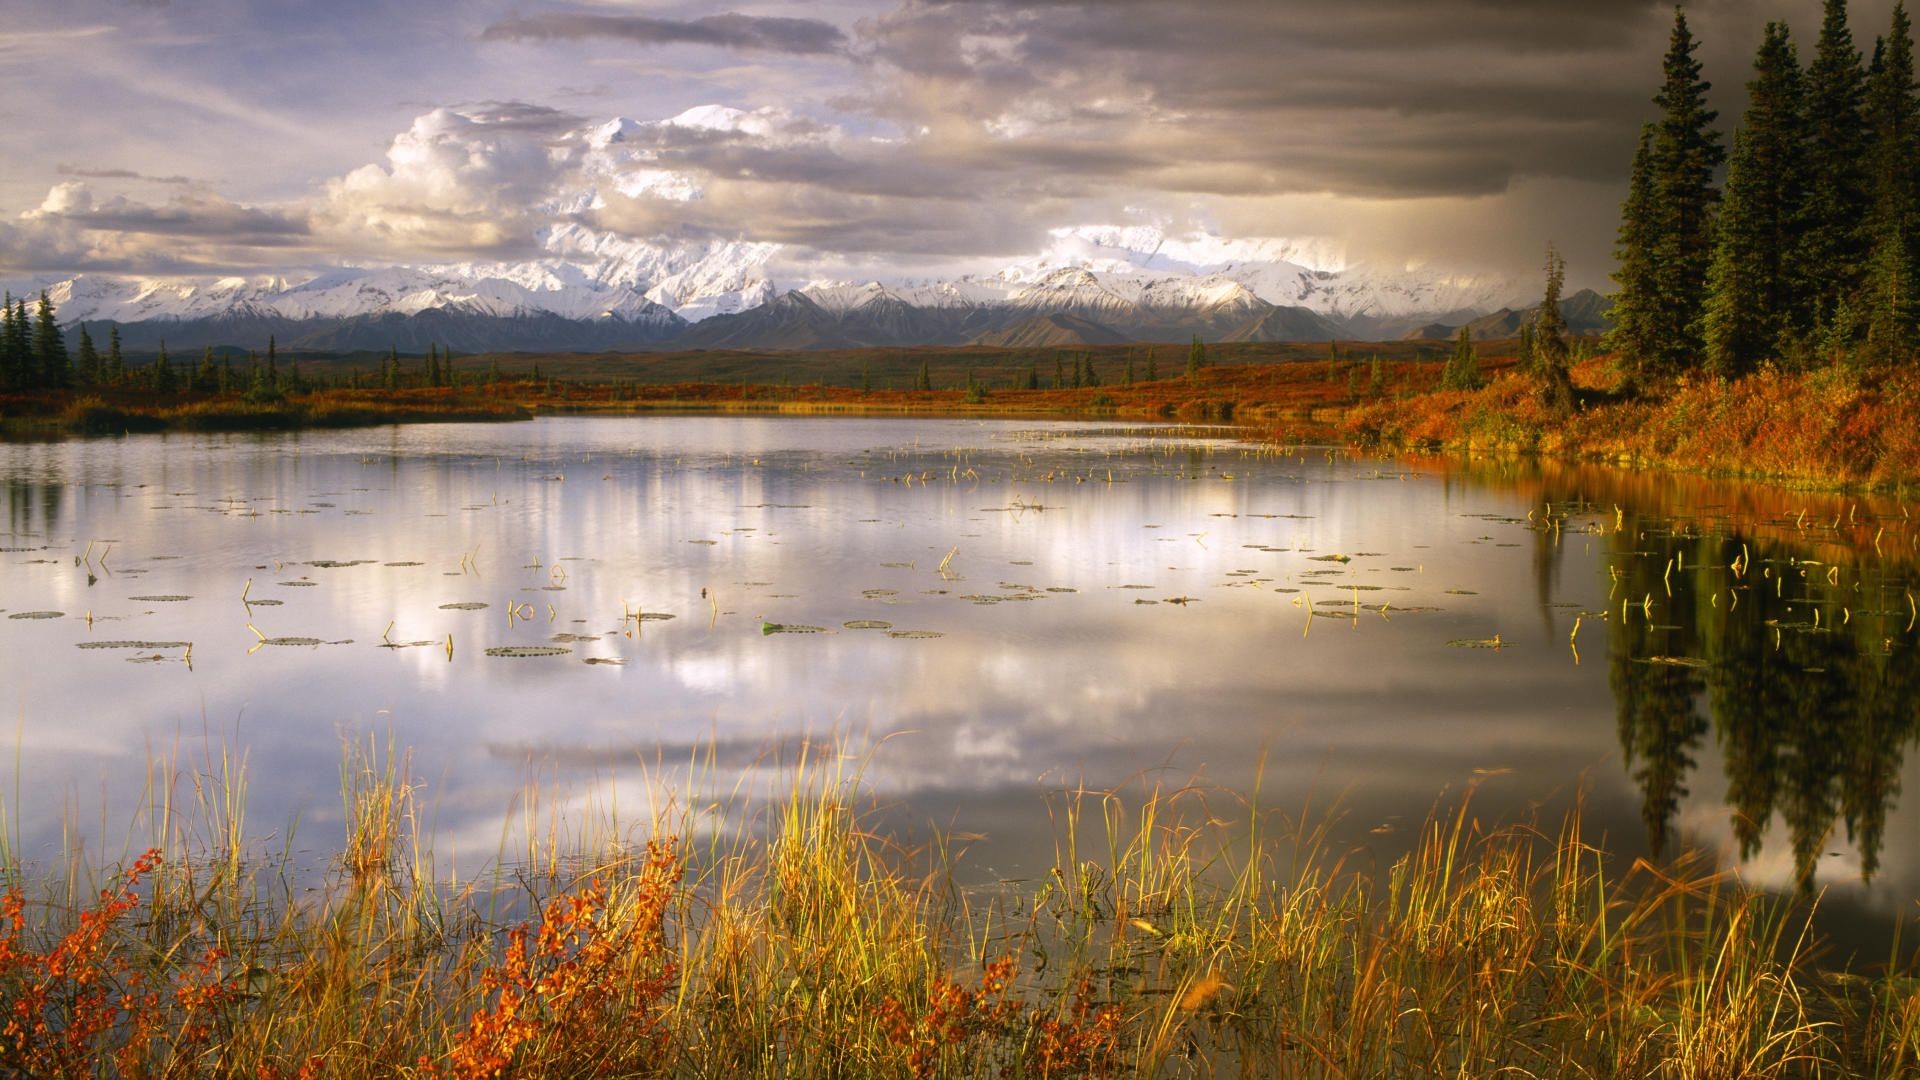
[1,743,1916,1077]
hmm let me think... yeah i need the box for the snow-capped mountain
[1,108,1550,351]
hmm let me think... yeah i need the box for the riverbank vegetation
[2,744,1916,1077]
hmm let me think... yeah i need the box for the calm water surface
[3,416,1918,948]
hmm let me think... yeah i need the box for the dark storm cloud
[482,11,848,56]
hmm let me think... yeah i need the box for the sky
[0,0,1908,291]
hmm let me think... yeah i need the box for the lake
[3,415,1917,953]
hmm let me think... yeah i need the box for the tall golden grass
[1,741,1916,1077]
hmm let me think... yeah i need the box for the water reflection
[0,421,1916,938]
[1426,455,1920,900]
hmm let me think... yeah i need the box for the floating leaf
[1447,637,1504,649]
[1308,554,1352,564]
[77,640,191,650]
[278,581,317,587]
[844,620,894,630]
[887,630,944,639]
[439,602,489,610]
[129,595,191,602]
[583,656,625,666]
[1643,656,1710,668]
[8,611,62,620]
[761,622,826,635]
[485,646,571,658]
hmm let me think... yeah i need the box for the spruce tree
[1536,246,1575,415]
[219,356,233,394]
[107,325,124,386]
[1025,364,1038,390]
[1606,126,1660,374]
[74,325,100,386]
[1145,348,1158,382]
[1646,10,1724,377]
[2,297,34,389]
[1082,352,1099,388]
[32,292,68,389]
[1123,353,1135,385]
[1865,3,1920,363]
[198,346,217,392]
[1705,23,1811,377]
[1185,335,1206,381]
[1443,324,1481,390]
[266,335,279,389]
[152,341,175,393]
[1799,0,1872,347]
[0,293,15,390]
[427,344,442,388]
[916,362,931,391]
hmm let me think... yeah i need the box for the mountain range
[2,106,1604,354]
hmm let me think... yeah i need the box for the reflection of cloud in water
[1,416,1916,949]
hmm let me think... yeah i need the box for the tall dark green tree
[1536,246,1575,415]
[32,292,68,389]
[74,325,101,386]
[197,346,218,392]
[1442,324,1481,390]
[0,294,17,390]
[1704,23,1810,378]
[3,296,33,389]
[1864,3,1920,363]
[1607,125,1658,372]
[1185,335,1206,381]
[151,341,175,393]
[1798,0,1872,349]
[1646,9,1725,378]
[106,325,124,386]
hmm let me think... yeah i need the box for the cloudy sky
[0,0,1905,289]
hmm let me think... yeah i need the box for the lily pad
[278,581,318,587]
[1447,637,1505,649]
[77,640,191,650]
[761,622,826,635]
[887,630,944,639]
[583,656,625,666]
[485,646,572,658]
[8,611,62,620]
[129,595,191,602]
[439,602,489,611]
[844,620,894,630]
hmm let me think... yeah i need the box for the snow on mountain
[5,107,1545,345]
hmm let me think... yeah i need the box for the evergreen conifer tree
[198,346,217,392]
[104,325,123,386]
[265,335,279,389]
[1705,23,1811,377]
[0,293,16,390]
[1025,364,1039,390]
[1185,335,1206,381]
[427,344,442,388]
[1646,10,1725,377]
[219,356,233,394]
[75,325,100,386]
[1123,353,1135,385]
[1608,126,1660,375]
[152,341,175,393]
[1443,325,1481,390]
[32,292,68,389]
[916,362,931,391]
[1865,3,1920,363]
[1799,0,1872,346]
[1145,348,1158,382]
[1536,247,1575,415]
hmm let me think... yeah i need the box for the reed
[0,740,1912,1077]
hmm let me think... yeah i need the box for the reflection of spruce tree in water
[1607,517,1709,860]
[1609,523,1920,888]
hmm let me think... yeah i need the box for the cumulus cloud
[482,11,848,56]
[315,105,582,258]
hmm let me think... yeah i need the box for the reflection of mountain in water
[1601,512,1920,889]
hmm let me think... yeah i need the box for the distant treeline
[0,292,506,398]
[1614,1,1920,380]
